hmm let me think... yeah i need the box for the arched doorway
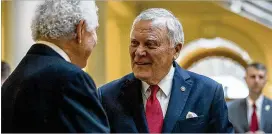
[177,37,252,99]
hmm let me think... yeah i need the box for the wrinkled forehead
[130,20,168,38]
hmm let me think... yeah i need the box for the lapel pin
[180,86,186,92]
[265,105,270,111]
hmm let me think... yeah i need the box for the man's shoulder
[25,55,90,83]
[41,57,86,74]
[180,69,221,93]
[186,70,220,86]
[228,99,245,110]
[99,73,134,96]
[47,61,94,84]
[264,96,272,104]
[182,71,226,105]
[48,58,81,72]
[173,63,220,86]
[174,62,219,85]
[23,53,85,76]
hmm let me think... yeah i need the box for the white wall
[11,1,42,68]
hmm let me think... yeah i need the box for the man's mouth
[135,62,151,65]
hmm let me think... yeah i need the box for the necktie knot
[253,103,256,110]
[149,85,159,98]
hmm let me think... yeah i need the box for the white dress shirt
[36,40,71,62]
[141,65,175,118]
[246,95,264,126]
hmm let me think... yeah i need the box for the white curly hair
[131,8,184,46]
[31,0,98,41]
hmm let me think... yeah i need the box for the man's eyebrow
[139,28,152,33]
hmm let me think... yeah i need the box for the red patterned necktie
[250,103,259,132]
[145,85,163,133]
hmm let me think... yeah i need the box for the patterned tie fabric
[250,103,259,132]
[145,85,163,133]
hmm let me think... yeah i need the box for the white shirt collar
[141,65,175,97]
[246,95,264,109]
[36,40,71,62]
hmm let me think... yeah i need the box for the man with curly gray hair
[2,0,109,133]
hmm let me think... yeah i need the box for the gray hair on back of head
[130,8,184,46]
[31,0,98,41]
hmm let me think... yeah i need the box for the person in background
[1,0,109,133]
[98,8,233,133]
[1,61,11,85]
[228,62,272,133]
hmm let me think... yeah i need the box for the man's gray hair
[31,0,98,41]
[131,8,184,46]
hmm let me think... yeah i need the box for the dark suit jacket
[98,62,233,133]
[1,44,110,133]
[228,96,272,133]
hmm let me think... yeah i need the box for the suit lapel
[261,97,270,131]
[240,99,249,132]
[162,62,193,133]
[118,76,149,133]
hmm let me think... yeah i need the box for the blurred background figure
[1,61,11,85]
[228,63,272,133]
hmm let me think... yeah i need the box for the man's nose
[135,45,146,57]
[255,76,260,82]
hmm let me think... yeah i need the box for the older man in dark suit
[99,8,233,133]
[1,0,109,133]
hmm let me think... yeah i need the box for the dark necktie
[145,85,163,133]
[250,103,259,132]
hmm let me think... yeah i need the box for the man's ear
[76,20,85,44]
[174,43,182,60]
